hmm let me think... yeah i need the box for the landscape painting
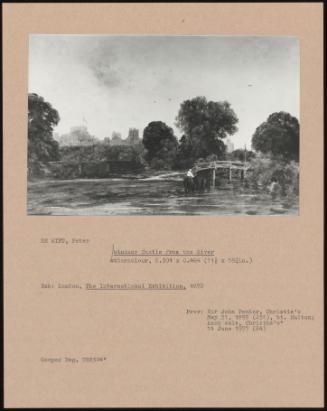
[28,35,299,215]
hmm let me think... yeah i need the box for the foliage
[175,96,238,161]
[142,121,178,169]
[103,143,146,165]
[175,135,194,169]
[228,149,256,162]
[248,154,299,203]
[205,153,219,162]
[60,145,96,163]
[252,112,299,161]
[28,93,61,163]
[60,142,147,167]
[149,157,170,170]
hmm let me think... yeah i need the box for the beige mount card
[3,3,324,408]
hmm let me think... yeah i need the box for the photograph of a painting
[27,35,299,215]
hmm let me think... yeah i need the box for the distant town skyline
[29,35,299,149]
[55,124,141,147]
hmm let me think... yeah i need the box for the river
[27,173,298,216]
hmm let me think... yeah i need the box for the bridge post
[212,168,215,188]
[229,166,232,181]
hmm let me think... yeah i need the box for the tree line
[28,93,300,172]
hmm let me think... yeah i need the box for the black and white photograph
[28,35,300,216]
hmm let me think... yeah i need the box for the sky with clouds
[29,35,299,149]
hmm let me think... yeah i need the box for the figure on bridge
[183,166,212,194]
[186,168,195,178]
[183,168,196,194]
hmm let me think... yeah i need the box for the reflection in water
[27,177,298,216]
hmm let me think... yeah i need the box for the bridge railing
[194,160,250,170]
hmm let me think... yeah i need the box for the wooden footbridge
[194,160,251,187]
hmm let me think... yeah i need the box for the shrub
[248,154,299,203]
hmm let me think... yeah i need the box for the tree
[229,148,256,162]
[252,112,299,161]
[175,96,238,162]
[175,135,194,169]
[142,121,178,169]
[28,93,61,163]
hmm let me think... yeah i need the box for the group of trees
[139,97,299,169]
[59,143,145,164]
[142,97,239,169]
[28,93,300,175]
[227,149,256,162]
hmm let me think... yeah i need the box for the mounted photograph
[27,35,299,215]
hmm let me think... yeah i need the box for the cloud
[29,36,299,148]
[91,61,122,88]
[78,39,125,90]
